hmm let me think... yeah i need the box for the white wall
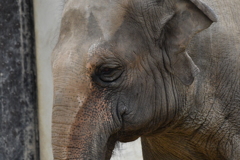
[33,0,142,159]
[33,1,60,159]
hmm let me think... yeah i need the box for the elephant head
[52,0,217,159]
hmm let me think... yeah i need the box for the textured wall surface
[0,0,39,160]
[33,0,143,159]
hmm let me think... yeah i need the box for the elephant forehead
[62,0,166,39]
[63,0,129,40]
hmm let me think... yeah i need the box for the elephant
[51,0,240,159]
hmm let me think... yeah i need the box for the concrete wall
[33,0,142,159]
[0,0,39,159]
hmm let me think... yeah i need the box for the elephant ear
[163,0,217,85]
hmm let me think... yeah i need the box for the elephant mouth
[115,100,126,123]
[114,101,143,142]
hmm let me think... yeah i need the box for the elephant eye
[101,68,115,75]
[96,65,123,83]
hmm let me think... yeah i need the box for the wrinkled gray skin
[52,0,240,159]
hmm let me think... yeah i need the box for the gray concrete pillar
[0,0,39,159]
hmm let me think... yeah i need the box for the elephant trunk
[52,96,120,160]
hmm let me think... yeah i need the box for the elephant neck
[141,125,229,160]
[141,134,206,160]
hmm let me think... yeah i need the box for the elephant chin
[52,98,122,160]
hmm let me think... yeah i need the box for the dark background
[0,0,39,159]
